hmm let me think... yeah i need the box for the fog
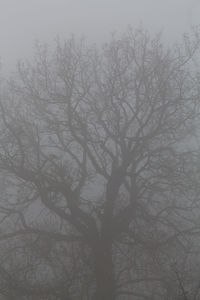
[0,2,200,300]
[0,0,199,72]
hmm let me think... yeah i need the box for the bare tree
[0,27,199,299]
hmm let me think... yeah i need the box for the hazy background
[0,0,199,73]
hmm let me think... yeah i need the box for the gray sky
[0,0,199,73]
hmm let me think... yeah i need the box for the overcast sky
[0,0,199,73]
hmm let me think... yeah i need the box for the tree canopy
[0,27,199,299]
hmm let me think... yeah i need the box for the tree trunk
[93,239,115,300]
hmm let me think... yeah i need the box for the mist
[0,0,199,72]
[0,1,200,300]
